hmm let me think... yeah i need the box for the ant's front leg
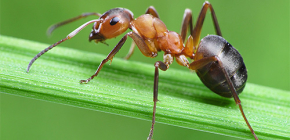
[124,6,160,60]
[80,32,155,84]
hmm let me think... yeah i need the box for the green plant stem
[0,35,289,139]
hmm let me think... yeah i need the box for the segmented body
[195,35,247,97]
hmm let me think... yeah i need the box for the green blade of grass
[0,35,289,140]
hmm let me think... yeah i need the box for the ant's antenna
[27,19,100,72]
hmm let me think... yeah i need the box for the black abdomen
[195,35,247,98]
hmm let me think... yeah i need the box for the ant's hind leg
[215,58,258,140]
[188,56,258,140]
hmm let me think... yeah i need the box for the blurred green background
[0,0,289,140]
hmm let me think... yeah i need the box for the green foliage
[1,35,290,139]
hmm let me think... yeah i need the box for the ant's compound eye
[110,17,120,25]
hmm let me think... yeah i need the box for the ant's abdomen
[195,35,247,98]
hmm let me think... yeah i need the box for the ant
[27,1,258,140]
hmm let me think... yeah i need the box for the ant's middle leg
[180,1,222,47]
[180,9,194,42]
[147,54,173,140]
[124,6,160,60]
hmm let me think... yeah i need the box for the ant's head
[89,8,134,43]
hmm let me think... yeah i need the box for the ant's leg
[188,56,258,140]
[80,32,156,84]
[145,6,160,18]
[181,2,221,57]
[80,33,129,83]
[124,6,160,60]
[147,54,173,140]
[180,9,194,42]
[47,12,102,36]
[191,1,222,48]
[215,58,258,140]
[123,41,136,60]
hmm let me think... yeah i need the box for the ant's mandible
[27,1,258,140]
